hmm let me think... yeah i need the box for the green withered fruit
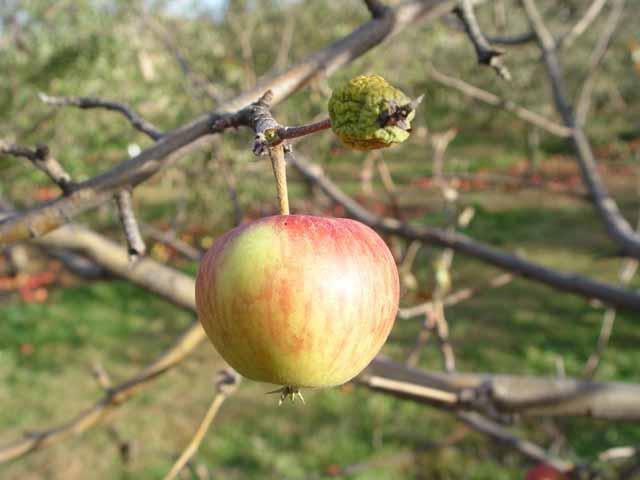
[328,74,417,151]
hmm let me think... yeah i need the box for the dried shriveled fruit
[328,74,416,150]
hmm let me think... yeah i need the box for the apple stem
[277,118,331,141]
[269,144,290,215]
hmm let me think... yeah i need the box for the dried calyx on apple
[195,215,400,404]
[328,74,422,151]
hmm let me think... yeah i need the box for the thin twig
[115,188,146,261]
[457,411,574,472]
[575,0,626,126]
[399,273,514,319]
[426,66,571,137]
[0,140,74,193]
[274,118,332,145]
[562,0,609,48]
[216,154,244,227]
[91,361,112,390]
[38,93,163,140]
[583,214,639,378]
[454,0,511,80]
[143,15,227,102]
[599,445,638,462]
[407,130,461,370]
[105,426,134,465]
[434,300,456,372]
[141,223,203,261]
[0,318,207,464]
[365,375,459,404]
[163,370,240,480]
[377,157,403,220]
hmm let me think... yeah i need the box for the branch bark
[360,356,640,420]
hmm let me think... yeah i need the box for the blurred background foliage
[1,0,640,478]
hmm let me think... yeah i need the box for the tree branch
[38,93,164,140]
[520,0,640,261]
[162,370,240,480]
[115,188,146,260]
[583,214,638,378]
[454,0,511,80]
[0,317,206,464]
[426,65,571,137]
[363,0,389,18]
[398,273,513,319]
[0,0,458,247]
[0,140,74,194]
[575,0,626,126]
[360,356,640,420]
[141,223,203,261]
[286,151,640,311]
[562,0,609,48]
[457,411,574,472]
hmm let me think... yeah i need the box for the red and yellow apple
[195,215,399,389]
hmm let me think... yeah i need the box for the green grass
[3,143,640,479]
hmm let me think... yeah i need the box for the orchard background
[1,0,640,478]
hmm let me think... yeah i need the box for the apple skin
[195,215,399,388]
[525,464,567,480]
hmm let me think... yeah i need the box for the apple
[525,464,567,480]
[195,214,399,391]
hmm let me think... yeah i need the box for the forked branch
[521,0,640,260]
[454,0,511,80]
